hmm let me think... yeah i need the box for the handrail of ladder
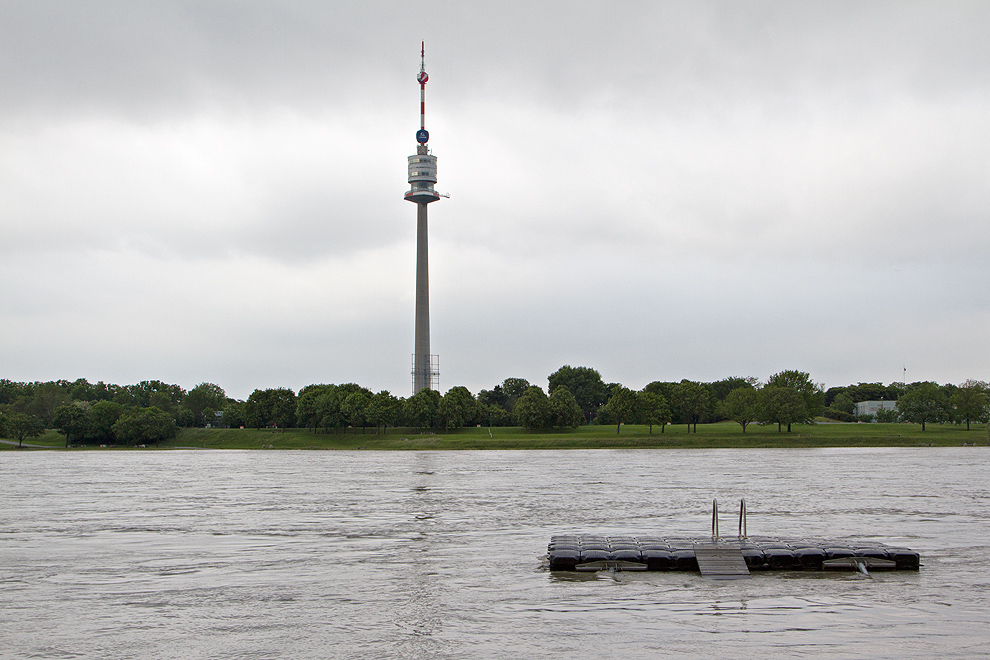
[738,498,748,539]
[711,498,719,540]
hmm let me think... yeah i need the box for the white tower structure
[405,43,440,393]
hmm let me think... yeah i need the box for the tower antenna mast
[419,41,427,132]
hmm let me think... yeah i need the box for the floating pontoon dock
[548,500,921,577]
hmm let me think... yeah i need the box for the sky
[1,1,989,400]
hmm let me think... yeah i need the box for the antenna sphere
[417,71,429,84]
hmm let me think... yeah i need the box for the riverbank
[6,421,987,450]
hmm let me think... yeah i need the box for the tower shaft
[413,201,431,393]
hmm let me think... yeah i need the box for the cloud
[1,1,989,399]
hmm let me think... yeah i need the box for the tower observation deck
[406,43,440,393]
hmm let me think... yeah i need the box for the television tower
[405,42,441,393]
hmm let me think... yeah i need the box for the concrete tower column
[413,201,431,392]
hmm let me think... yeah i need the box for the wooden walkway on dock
[693,542,751,580]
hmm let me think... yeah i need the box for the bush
[823,408,857,422]
[874,407,901,423]
[112,407,177,446]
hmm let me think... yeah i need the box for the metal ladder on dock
[693,499,751,580]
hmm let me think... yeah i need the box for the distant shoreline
[7,421,987,451]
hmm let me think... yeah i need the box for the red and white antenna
[416,42,429,144]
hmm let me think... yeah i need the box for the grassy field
[6,420,987,450]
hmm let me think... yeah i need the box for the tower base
[411,354,440,393]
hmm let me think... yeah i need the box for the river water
[2,448,989,659]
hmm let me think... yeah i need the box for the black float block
[608,536,637,546]
[671,548,699,571]
[887,547,921,570]
[548,541,579,552]
[580,548,609,563]
[824,547,856,561]
[794,547,826,570]
[641,548,673,570]
[764,547,797,569]
[638,540,670,551]
[855,547,891,561]
[548,548,581,571]
[636,536,665,546]
[608,548,643,562]
[739,546,768,570]
[550,534,580,543]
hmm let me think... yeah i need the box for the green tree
[642,381,677,424]
[950,380,989,431]
[481,403,510,427]
[898,382,948,431]
[112,407,177,446]
[759,387,807,432]
[68,379,114,402]
[127,380,185,412]
[500,378,531,413]
[637,391,671,434]
[720,387,759,433]
[26,381,72,427]
[643,381,676,399]
[86,401,125,444]
[174,407,196,427]
[341,391,371,431]
[824,386,847,408]
[438,386,477,431]
[315,388,349,433]
[477,386,507,411]
[245,387,297,429]
[513,386,551,431]
[845,382,903,403]
[296,385,333,431]
[313,384,372,433]
[710,377,758,403]
[831,392,855,414]
[875,406,901,423]
[548,366,606,423]
[269,388,297,428]
[887,381,908,401]
[5,412,43,448]
[111,387,137,407]
[222,400,246,428]
[366,390,401,434]
[601,385,636,433]
[404,388,440,430]
[0,379,30,405]
[53,403,90,447]
[765,370,824,421]
[245,389,271,429]
[673,380,711,432]
[548,385,584,430]
[183,383,227,426]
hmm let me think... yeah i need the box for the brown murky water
[2,448,988,658]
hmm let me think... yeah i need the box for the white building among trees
[853,400,898,417]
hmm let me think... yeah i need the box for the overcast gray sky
[1,1,988,399]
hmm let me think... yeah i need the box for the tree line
[1,368,987,446]
[823,379,990,431]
